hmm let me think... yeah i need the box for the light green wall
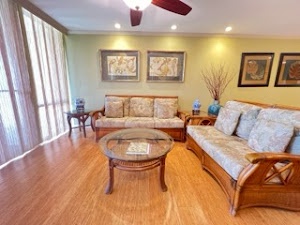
[65,34,300,111]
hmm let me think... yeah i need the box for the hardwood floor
[0,128,299,225]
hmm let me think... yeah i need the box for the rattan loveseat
[186,100,300,215]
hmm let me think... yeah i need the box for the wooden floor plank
[0,128,300,225]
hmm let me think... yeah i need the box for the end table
[186,111,217,126]
[65,109,91,138]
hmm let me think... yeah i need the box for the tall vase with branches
[200,63,234,116]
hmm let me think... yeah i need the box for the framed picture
[275,53,300,87]
[147,51,186,82]
[99,50,139,82]
[238,52,274,87]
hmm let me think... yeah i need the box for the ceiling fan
[123,0,192,26]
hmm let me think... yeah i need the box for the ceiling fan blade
[130,9,143,26]
[152,0,192,15]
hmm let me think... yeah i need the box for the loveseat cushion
[95,117,127,127]
[125,117,155,128]
[214,107,241,135]
[187,126,255,180]
[248,119,294,153]
[105,101,123,118]
[129,97,154,117]
[154,117,184,128]
[105,96,130,116]
[154,98,178,119]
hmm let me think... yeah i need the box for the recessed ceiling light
[225,26,232,32]
[115,23,121,29]
[171,25,177,30]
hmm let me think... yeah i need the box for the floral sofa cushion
[248,119,294,153]
[214,107,241,135]
[257,108,300,127]
[187,126,255,180]
[235,109,261,140]
[95,117,127,128]
[154,117,184,128]
[154,98,178,119]
[286,128,300,155]
[224,100,262,140]
[256,108,300,154]
[105,101,123,118]
[129,97,154,117]
[105,96,130,116]
[125,117,155,128]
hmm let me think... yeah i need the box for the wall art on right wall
[238,52,274,87]
[275,53,300,87]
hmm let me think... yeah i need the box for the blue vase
[208,100,221,117]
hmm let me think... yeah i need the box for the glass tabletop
[99,128,174,161]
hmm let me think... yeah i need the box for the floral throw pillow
[105,101,123,118]
[154,98,178,119]
[235,109,261,140]
[214,107,241,135]
[248,119,294,153]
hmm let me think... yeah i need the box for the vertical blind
[0,0,70,167]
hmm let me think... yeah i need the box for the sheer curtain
[0,0,70,167]
[0,0,40,166]
[22,9,70,141]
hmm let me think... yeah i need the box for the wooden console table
[65,110,91,138]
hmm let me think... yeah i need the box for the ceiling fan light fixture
[123,0,152,11]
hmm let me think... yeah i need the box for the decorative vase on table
[75,98,85,111]
[192,99,201,115]
[208,99,221,117]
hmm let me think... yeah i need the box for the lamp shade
[123,0,152,11]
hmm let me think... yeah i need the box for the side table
[186,111,217,126]
[65,110,91,138]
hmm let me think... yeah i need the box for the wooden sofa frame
[90,94,189,142]
[186,100,300,215]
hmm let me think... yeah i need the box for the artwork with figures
[149,57,179,77]
[100,50,139,82]
[107,56,136,76]
[238,52,274,87]
[275,53,300,87]
[147,51,185,82]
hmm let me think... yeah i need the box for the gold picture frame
[238,52,274,87]
[275,53,300,87]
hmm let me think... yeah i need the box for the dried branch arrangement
[200,63,235,100]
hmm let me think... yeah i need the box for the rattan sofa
[186,100,300,215]
[90,94,188,142]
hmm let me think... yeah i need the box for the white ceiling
[28,0,300,38]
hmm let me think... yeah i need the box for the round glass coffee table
[99,128,174,194]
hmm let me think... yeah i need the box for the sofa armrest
[89,107,105,131]
[177,111,190,127]
[245,152,300,164]
[237,152,300,187]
